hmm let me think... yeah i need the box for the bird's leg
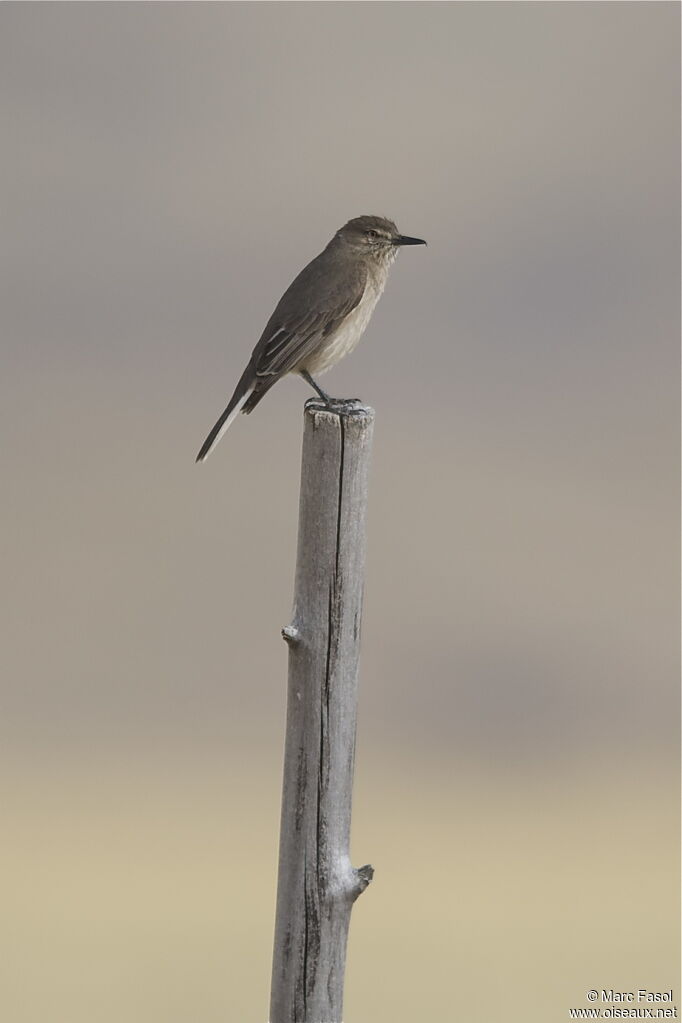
[301,370,362,410]
[300,370,332,404]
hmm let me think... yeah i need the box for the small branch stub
[281,624,300,645]
[354,864,375,898]
[269,400,375,1023]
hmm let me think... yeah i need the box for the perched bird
[196,214,425,461]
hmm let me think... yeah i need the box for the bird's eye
[367,229,378,239]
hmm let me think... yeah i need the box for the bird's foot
[305,396,363,411]
[327,396,363,408]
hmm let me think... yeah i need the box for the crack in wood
[334,415,345,581]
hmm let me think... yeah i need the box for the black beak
[394,234,427,246]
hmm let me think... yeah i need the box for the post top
[304,398,375,423]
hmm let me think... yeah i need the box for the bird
[196,214,426,462]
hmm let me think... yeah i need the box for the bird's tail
[196,366,254,462]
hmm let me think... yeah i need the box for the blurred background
[1,3,679,1021]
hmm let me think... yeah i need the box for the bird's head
[336,215,426,259]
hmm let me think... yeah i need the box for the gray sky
[1,1,679,766]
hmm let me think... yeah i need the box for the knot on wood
[352,864,374,900]
[281,624,301,646]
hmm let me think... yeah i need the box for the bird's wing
[251,251,368,378]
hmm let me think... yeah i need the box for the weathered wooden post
[270,398,375,1023]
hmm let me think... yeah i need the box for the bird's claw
[325,397,363,408]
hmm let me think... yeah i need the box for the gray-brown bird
[196,215,425,461]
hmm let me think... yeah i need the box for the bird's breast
[302,278,385,376]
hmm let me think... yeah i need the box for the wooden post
[270,398,375,1023]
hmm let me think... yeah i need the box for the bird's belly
[301,286,382,376]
